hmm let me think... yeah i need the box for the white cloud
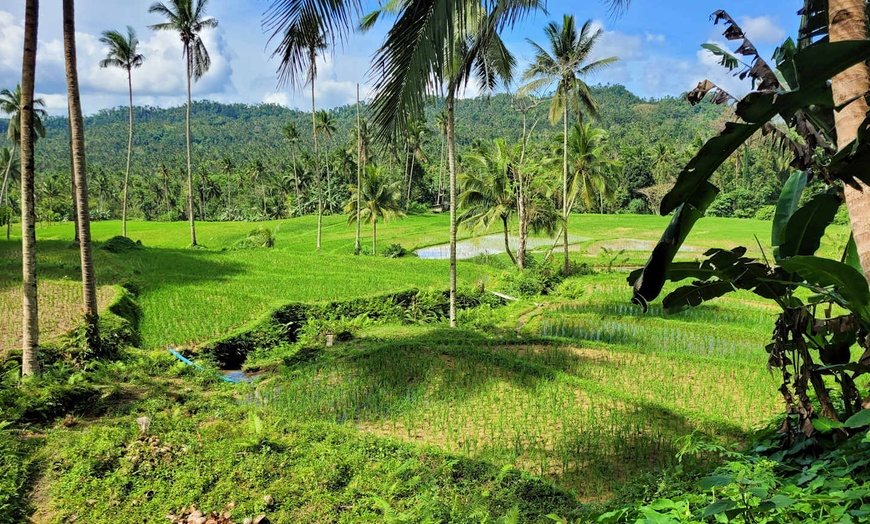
[738,16,786,45]
[645,33,666,43]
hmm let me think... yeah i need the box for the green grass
[4,212,851,521]
[0,213,849,353]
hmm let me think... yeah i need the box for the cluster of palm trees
[9,0,625,374]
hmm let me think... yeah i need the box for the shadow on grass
[268,328,746,496]
[0,240,244,294]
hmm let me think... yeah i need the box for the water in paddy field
[415,234,590,259]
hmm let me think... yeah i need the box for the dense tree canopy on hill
[0,84,787,223]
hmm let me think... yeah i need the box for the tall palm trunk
[67,114,79,243]
[437,133,445,206]
[64,0,100,353]
[447,94,458,327]
[123,67,133,237]
[516,109,530,270]
[185,46,197,246]
[20,0,39,376]
[355,84,362,255]
[562,102,569,275]
[830,0,870,282]
[372,217,377,255]
[502,215,517,266]
[312,53,322,251]
[2,144,14,241]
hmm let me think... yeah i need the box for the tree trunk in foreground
[185,48,197,246]
[20,0,39,376]
[123,68,134,237]
[447,94,458,327]
[355,84,362,256]
[562,102,570,275]
[830,0,870,283]
[64,0,100,354]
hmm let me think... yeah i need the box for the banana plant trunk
[64,0,100,354]
[20,0,39,376]
[830,0,870,284]
[123,66,133,237]
[447,94,458,327]
[185,48,197,246]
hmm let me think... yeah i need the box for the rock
[253,515,270,524]
[243,519,252,524]
[262,495,274,507]
[136,416,151,435]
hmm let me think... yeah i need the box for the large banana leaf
[771,170,806,247]
[633,40,870,307]
[780,256,870,319]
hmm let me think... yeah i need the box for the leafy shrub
[754,204,776,221]
[89,209,113,221]
[833,204,850,225]
[627,198,649,214]
[233,227,274,249]
[381,243,410,258]
[553,278,587,300]
[101,236,141,253]
[0,422,29,524]
[0,205,12,226]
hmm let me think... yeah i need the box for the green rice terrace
[4,213,867,523]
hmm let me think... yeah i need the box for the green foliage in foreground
[596,430,870,523]
[26,353,587,524]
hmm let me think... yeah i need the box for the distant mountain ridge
[0,84,725,179]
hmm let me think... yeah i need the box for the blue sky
[0,0,800,115]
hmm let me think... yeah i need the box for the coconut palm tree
[556,122,617,213]
[0,85,46,241]
[282,122,302,205]
[459,138,517,266]
[0,148,18,238]
[148,0,218,247]
[345,164,404,255]
[99,26,145,238]
[18,0,40,375]
[64,0,101,354]
[354,85,366,255]
[315,109,336,212]
[521,15,617,275]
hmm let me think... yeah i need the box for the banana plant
[629,7,870,437]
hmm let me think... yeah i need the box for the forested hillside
[0,84,791,223]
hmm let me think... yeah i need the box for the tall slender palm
[99,26,144,238]
[282,122,302,206]
[551,122,616,213]
[19,0,40,376]
[345,164,404,255]
[148,0,218,247]
[64,0,101,354]
[364,0,542,326]
[434,110,448,206]
[354,84,365,255]
[522,15,617,275]
[314,109,336,212]
[0,147,19,237]
[459,138,517,266]
[0,85,46,241]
